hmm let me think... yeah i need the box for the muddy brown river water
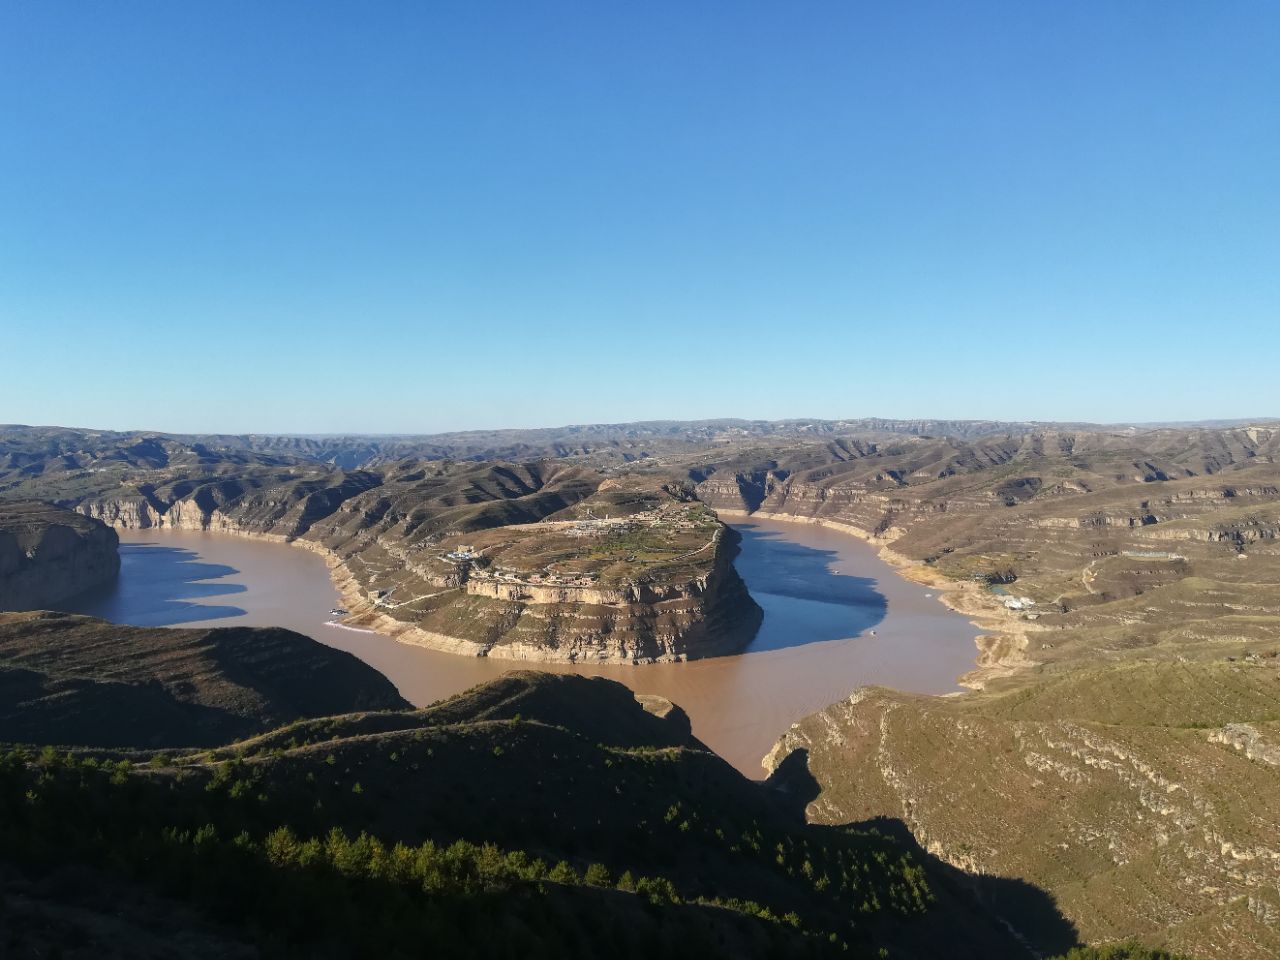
[66,518,980,776]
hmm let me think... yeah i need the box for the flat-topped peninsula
[64,457,762,663]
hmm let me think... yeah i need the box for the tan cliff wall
[77,496,158,530]
[695,473,912,538]
[78,497,255,535]
[342,525,763,664]
[76,495,763,665]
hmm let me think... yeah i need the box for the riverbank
[72,521,982,776]
[712,508,1036,690]
[74,509,761,665]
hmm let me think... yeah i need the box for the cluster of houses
[566,518,633,538]
[564,509,655,538]
[423,504,715,590]
[475,566,598,588]
[565,505,711,538]
[437,542,601,587]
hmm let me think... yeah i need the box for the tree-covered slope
[0,671,1039,959]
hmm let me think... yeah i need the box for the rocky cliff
[0,502,120,610]
[71,462,764,663]
[362,525,764,663]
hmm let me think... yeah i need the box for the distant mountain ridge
[4,416,1277,470]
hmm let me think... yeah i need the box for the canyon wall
[383,527,764,664]
[75,471,764,665]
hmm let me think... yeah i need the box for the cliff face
[387,526,763,663]
[0,502,120,610]
[75,462,765,664]
[312,521,763,664]
[76,470,385,537]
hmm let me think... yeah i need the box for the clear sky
[2,2,1277,434]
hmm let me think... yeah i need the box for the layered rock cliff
[0,502,120,610]
[73,461,764,663]
[355,525,764,663]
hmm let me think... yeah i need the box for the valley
[4,418,1280,957]
[60,517,980,775]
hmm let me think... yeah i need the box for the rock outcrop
[0,502,120,610]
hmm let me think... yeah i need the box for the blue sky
[2,2,1276,434]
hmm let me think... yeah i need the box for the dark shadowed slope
[0,611,409,747]
[0,501,119,609]
[1,669,1054,959]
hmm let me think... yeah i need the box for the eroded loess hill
[685,427,1280,681]
[0,419,1113,475]
[0,611,409,747]
[0,501,120,609]
[766,661,1280,959]
[682,428,1280,957]
[0,428,325,512]
[304,469,762,662]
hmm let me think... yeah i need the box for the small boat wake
[323,619,379,635]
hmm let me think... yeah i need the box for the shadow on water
[732,524,888,653]
[60,542,248,626]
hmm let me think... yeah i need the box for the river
[64,517,979,776]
